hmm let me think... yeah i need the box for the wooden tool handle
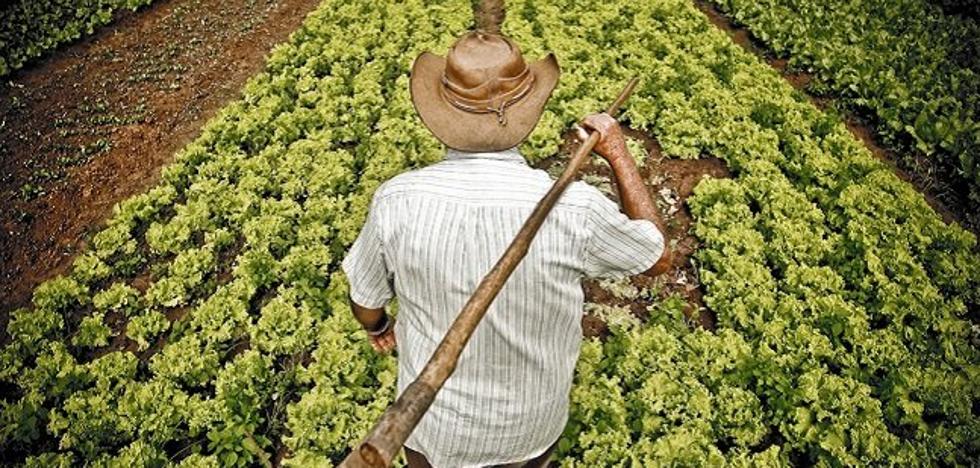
[340,77,640,468]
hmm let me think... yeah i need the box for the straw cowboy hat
[410,30,560,152]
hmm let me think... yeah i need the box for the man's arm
[577,113,672,276]
[607,143,673,276]
[349,297,396,353]
[340,189,397,354]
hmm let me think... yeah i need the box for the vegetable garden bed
[0,0,155,77]
[0,0,323,316]
[1,0,977,465]
[706,0,980,231]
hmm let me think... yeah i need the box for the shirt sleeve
[582,188,666,279]
[341,192,395,309]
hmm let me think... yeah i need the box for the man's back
[342,148,664,466]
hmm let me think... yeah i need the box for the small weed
[19,183,44,200]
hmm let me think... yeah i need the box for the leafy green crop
[0,0,155,77]
[710,0,980,206]
[1,0,977,465]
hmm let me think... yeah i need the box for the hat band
[440,65,535,126]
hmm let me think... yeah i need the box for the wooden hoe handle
[340,77,640,468]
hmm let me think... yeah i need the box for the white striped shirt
[341,147,664,467]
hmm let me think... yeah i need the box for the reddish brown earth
[0,0,324,315]
[693,0,975,233]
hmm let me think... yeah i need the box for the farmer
[341,29,671,467]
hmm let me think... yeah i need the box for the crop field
[709,0,980,223]
[0,0,155,77]
[1,0,978,466]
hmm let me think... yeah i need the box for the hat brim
[410,51,560,152]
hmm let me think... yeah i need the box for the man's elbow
[643,244,672,277]
[349,294,386,317]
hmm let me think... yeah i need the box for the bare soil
[0,0,323,315]
[693,0,978,235]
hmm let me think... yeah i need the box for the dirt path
[0,0,323,314]
[692,0,979,235]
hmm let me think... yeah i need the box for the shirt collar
[445,147,528,165]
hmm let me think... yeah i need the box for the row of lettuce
[1,0,978,466]
[0,0,154,77]
[709,0,980,209]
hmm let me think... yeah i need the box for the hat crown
[408,29,560,152]
[443,31,531,105]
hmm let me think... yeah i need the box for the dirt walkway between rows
[692,0,979,235]
[0,0,323,314]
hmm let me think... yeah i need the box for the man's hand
[575,112,630,164]
[368,321,397,354]
[349,296,397,353]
